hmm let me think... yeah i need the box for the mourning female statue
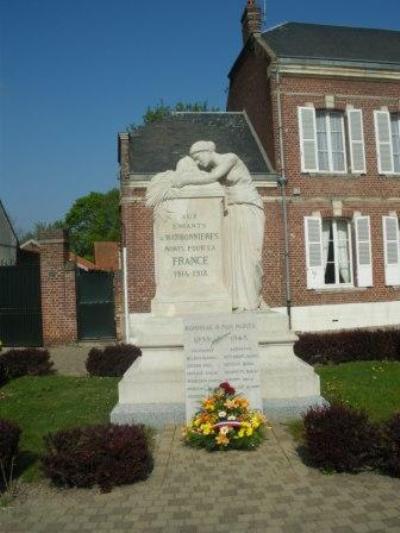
[146,141,265,311]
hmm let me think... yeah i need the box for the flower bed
[183,382,268,451]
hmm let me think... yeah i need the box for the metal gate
[76,269,116,340]
[0,263,43,346]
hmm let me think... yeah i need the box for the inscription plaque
[151,186,231,315]
[183,313,262,422]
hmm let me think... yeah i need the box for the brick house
[226,1,400,331]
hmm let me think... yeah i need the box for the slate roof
[128,112,276,178]
[261,22,400,66]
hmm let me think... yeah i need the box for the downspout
[275,65,292,329]
[122,245,130,342]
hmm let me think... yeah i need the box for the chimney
[241,1,262,44]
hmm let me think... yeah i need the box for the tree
[64,189,120,260]
[18,220,64,244]
[127,100,220,132]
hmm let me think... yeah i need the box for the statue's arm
[174,169,217,187]
[207,155,237,180]
[174,154,237,187]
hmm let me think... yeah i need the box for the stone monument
[111,141,323,427]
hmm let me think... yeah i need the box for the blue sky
[1,0,399,233]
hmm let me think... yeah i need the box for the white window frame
[374,110,400,175]
[322,219,354,288]
[298,106,348,174]
[392,113,400,174]
[316,111,348,174]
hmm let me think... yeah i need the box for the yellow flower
[224,399,238,409]
[203,399,215,411]
[216,433,230,446]
[239,398,249,409]
[200,423,213,435]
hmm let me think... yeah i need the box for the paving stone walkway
[1,423,399,532]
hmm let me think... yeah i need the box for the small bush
[294,328,400,365]
[303,403,381,472]
[381,413,400,477]
[42,423,153,492]
[86,344,141,377]
[0,348,54,379]
[0,419,21,482]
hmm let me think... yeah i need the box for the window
[374,111,400,174]
[322,219,352,285]
[392,114,400,173]
[304,216,372,289]
[316,112,347,173]
[298,107,366,174]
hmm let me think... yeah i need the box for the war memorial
[111,113,323,426]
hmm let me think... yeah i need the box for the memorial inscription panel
[183,313,262,422]
[152,188,231,314]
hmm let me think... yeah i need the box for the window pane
[330,113,346,172]
[322,220,352,286]
[336,221,351,284]
[316,112,329,171]
[392,115,400,173]
[323,221,335,284]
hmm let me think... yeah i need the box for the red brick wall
[38,230,78,345]
[227,47,276,168]
[121,187,155,313]
[94,241,119,271]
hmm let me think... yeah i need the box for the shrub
[86,344,141,377]
[0,361,8,387]
[294,328,400,365]
[0,348,54,379]
[303,403,381,472]
[0,419,21,483]
[42,423,153,492]
[381,413,400,477]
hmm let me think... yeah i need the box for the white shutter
[298,107,318,172]
[347,109,366,174]
[354,215,373,287]
[383,216,400,285]
[304,216,324,288]
[374,111,394,174]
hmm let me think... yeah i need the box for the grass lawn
[317,360,400,422]
[0,375,119,481]
[287,360,400,440]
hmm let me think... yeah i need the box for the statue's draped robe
[222,161,265,310]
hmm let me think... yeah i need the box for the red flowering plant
[183,382,269,451]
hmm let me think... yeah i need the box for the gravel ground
[48,343,98,376]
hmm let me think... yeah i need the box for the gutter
[274,65,292,330]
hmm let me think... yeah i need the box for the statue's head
[189,141,216,168]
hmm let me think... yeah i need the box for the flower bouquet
[183,382,268,451]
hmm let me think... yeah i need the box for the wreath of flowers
[183,382,268,451]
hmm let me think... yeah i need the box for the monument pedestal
[110,310,324,427]
[111,175,324,427]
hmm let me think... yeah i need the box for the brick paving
[1,423,399,532]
